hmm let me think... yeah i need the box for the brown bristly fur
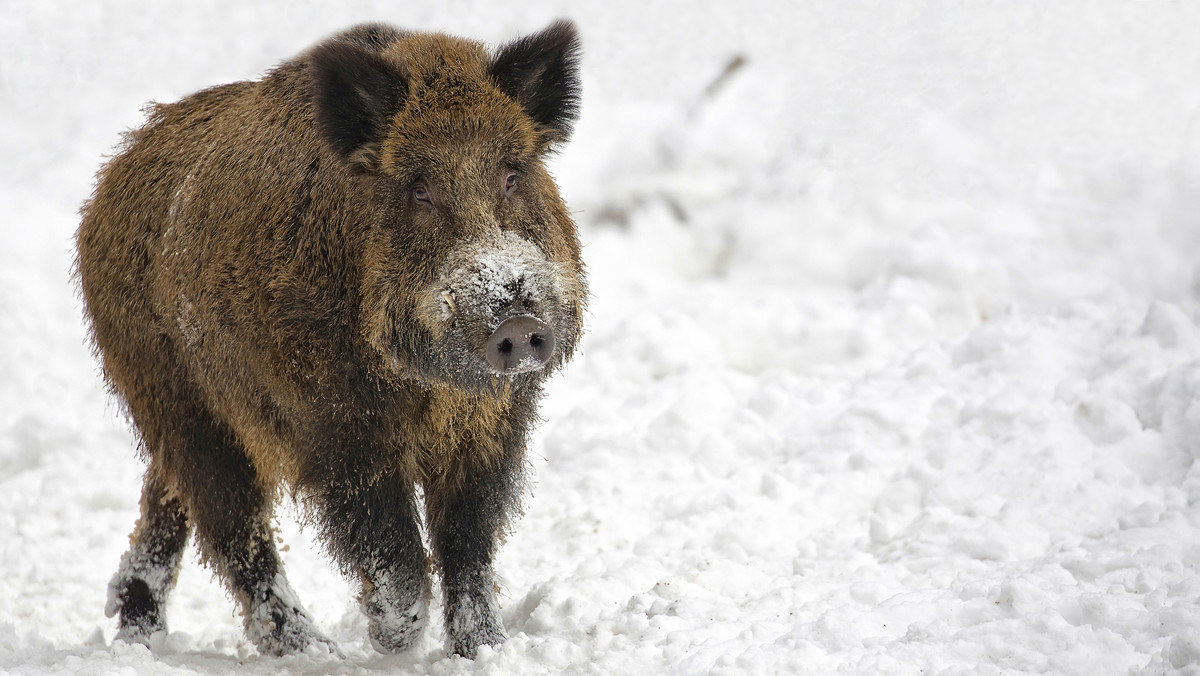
[78,20,585,659]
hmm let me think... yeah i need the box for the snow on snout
[434,230,570,326]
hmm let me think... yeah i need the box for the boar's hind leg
[107,465,189,644]
[424,441,526,659]
[123,381,343,662]
[310,464,430,654]
[155,397,340,657]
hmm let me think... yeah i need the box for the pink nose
[486,315,555,373]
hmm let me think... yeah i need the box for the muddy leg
[309,461,430,654]
[106,466,190,644]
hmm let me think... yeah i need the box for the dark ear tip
[308,40,368,71]
[490,19,583,144]
[544,19,580,41]
[539,19,582,60]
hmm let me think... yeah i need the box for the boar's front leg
[423,420,528,659]
[307,450,430,654]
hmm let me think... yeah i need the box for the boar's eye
[413,182,434,207]
[503,171,518,198]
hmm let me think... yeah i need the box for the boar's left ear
[490,20,582,145]
[309,41,408,170]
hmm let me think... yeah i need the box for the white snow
[4,1,1200,674]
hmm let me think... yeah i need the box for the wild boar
[75,20,586,659]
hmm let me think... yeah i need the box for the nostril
[485,315,556,373]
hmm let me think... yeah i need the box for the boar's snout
[408,229,583,385]
[486,315,555,373]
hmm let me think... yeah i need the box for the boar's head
[309,21,587,392]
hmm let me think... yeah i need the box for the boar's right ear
[309,42,407,171]
[490,20,582,145]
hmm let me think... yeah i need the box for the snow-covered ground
[4,2,1200,674]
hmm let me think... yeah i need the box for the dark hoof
[450,626,506,660]
[367,602,427,654]
[247,593,344,658]
[108,576,168,644]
